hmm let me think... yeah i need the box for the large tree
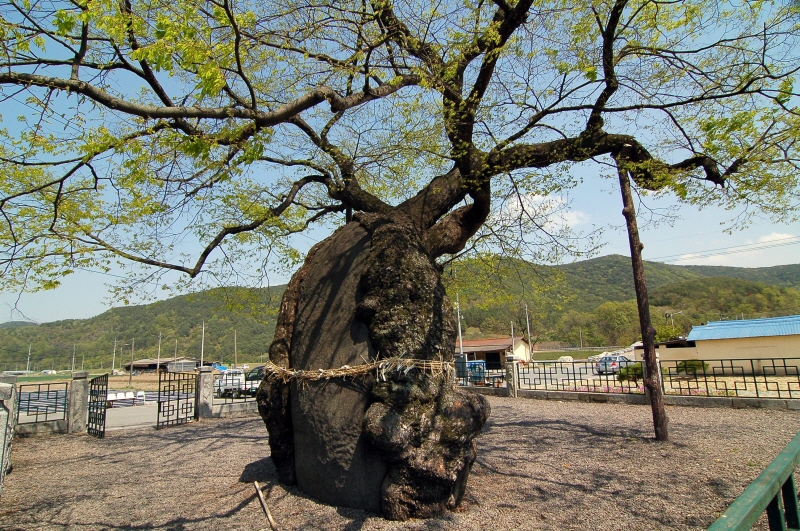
[1,0,798,519]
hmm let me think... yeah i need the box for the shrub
[617,364,643,385]
[676,360,709,375]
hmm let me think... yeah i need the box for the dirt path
[2,396,798,530]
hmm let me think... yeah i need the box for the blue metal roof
[687,315,800,341]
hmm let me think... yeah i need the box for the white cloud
[492,194,589,232]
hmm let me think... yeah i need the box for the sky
[2,174,799,325]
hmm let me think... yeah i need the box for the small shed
[455,336,530,368]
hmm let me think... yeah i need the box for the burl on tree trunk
[256,214,490,520]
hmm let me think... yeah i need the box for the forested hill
[557,255,800,313]
[649,277,800,320]
[0,286,285,372]
[3,255,800,370]
[446,254,800,346]
[558,255,701,312]
[681,263,800,290]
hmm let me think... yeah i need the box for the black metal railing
[16,383,68,424]
[517,360,645,394]
[458,357,800,399]
[660,358,800,399]
[87,374,109,438]
[456,364,507,387]
[213,372,258,404]
[157,372,196,429]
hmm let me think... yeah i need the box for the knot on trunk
[364,371,490,520]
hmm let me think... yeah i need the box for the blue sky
[2,173,798,325]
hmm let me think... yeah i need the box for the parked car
[595,355,633,375]
[243,366,265,396]
[214,369,245,398]
[40,369,57,375]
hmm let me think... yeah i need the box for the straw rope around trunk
[262,357,457,385]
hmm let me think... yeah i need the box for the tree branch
[0,72,420,130]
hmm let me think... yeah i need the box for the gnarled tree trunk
[256,212,490,520]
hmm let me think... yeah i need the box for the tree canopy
[1,0,798,298]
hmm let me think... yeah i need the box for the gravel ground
[2,395,799,530]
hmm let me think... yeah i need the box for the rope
[262,357,456,384]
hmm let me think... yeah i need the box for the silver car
[595,355,633,375]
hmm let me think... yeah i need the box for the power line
[648,236,800,264]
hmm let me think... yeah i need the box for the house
[454,336,531,369]
[644,315,800,374]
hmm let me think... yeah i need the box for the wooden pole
[616,156,669,441]
[129,338,135,387]
[254,481,279,530]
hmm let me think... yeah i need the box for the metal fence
[16,383,68,424]
[518,360,644,394]
[457,357,800,399]
[212,372,258,404]
[708,430,800,530]
[157,372,196,429]
[660,358,800,399]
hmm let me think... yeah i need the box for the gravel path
[2,396,799,530]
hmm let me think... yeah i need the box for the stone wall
[0,381,18,497]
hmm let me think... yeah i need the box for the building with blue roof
[687,315,800,342]
[652,315,800,374]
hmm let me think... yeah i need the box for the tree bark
[616,160,669,442]
[256,213,490,519]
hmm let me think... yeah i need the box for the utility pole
[456,294,465,359]
[26,343,31,372]
[234,330,238,369]
[156,332,162,375]
[71,345,75,372]
[129,338,135,387]
[82,352,85,370]
[525,304,532,360]
[200,321,205,367]
[511,320,515,360]
[112,338,117,373]
[579,327,583,349]
[616,153,668,441]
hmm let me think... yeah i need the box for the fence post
[506,360,519,398]
[0,380,18,498]
[68,371,89,434]
[196,367,214,419]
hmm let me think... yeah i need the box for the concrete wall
[695,335,799,360]
[15,372,90,438]
[512,342,531,363]
[196,367,259,419]
[654,345,699,361]
[656,335,800,361]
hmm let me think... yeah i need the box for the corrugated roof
[687,315,800,341]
